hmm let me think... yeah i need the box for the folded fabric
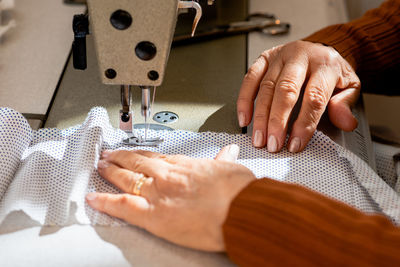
[0,107,399,226]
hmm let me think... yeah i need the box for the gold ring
[133,174,147,196]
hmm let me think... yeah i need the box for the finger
[102,150,172,179]
[237,55,269,127]
[215,144,240,162]
[133,150,192,164]
[328,88,360,131]
[267,61,308,152]
[86,192,149,227]
[97,160,152,197]
[251,60,283,147]
[288,69,337,153]
[133,150,163,158]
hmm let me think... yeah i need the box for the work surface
[0,0,84,116]
[0,0,398,266]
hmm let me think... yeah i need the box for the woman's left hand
[86,145,256,252]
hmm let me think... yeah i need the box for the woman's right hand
[237,40,361,153]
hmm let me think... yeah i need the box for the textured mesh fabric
[0,107,399,226]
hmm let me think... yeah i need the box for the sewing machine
[71,0,214,145]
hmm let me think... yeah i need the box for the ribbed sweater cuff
[223,178,400,266]
[303,0,400,76]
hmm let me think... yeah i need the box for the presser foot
[123,132,164,147]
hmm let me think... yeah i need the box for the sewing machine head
[72,0,214,143]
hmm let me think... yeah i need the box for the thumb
[328,88,360,132]
[215,144,240,162]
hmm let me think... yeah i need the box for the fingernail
[288,137,301,153]
[98,160,108,169]
[228,144,240,159]
[238,112,246,127]
[267,135,278,152]
[253,130,264,147]
[101,150,111,159]
[86,193,97,201]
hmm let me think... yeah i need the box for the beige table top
[0,0,84,116]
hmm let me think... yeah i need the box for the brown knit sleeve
[303,0,400,95]
[223,178,400,266]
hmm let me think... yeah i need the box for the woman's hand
[86,145,256,251]
[237,40,361,153]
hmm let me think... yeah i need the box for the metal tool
[119,85,133,132]
[173,12,290,46]
[140,86,151,140]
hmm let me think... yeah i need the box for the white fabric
[0,107,400,226]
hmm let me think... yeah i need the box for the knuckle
[118,194,130,206]
[328,47,341,60]
[141,177,153,196]
[167,155,188,165]
[236,96,253,106]
[341,76,361,91]
[288,40,304,51]
[338,63,361,89]
[321,51,339,66]
[254,113,268,121]
[129,157,143,171]
[352,81,361,90]
[350,75,361,89]
[116,195,130,220]
[245,66,261,81]
[165,171,190,194]
[260,50,271,58]
[304,124,317,135]
[307,87,328,110]
[311,47,339,67]
[268,115,285,128]
[278,80,298,101]
[296,118,318,136]
[261,47,279,58]
[260,79,276,91]
[258,53,270,64]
